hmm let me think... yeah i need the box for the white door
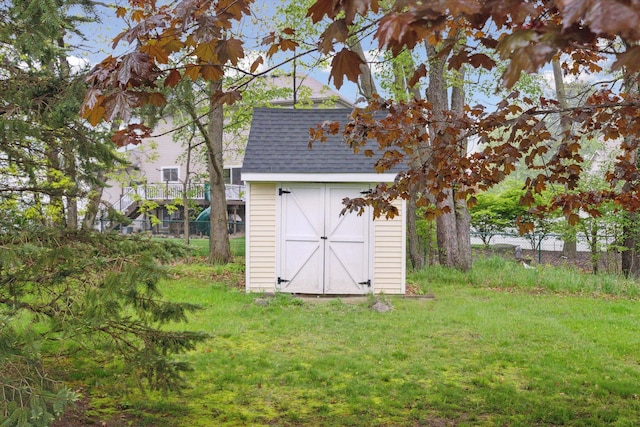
[279,183,371,294]
[279,184,325,294]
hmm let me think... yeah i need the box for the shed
[242,108,406,295]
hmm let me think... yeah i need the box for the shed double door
[278,183,371,294]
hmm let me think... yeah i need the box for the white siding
[136,118,207,183]
[246,183,277,292]
[247,182,406,295]
[373,199,406,294]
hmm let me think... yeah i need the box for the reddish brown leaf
[86,106,105,127]
[319,19,349,54]
[468,53,496,70]
[216,38,244,66]
[140,40,169,64]
[448,50,469,71]
[117,52,156,86]
[343,0,379,24]
[250,56,264,73]
[147,92,167,106]
[612,46,640,72]
[478,37,499,49]
[559,0,640,40]
[261,32,276,46]
[210,90,242,107]
[216,0,251,20]
[266,43,280,58]
[102,90,142,123]
[82,88,103,112]
[193,41,218,63]
[376,12,430,56]
[307,0,339,23]
[111,124,152,147]
[329,48,365,89]
[131,9,145,23]
[567,213,580,226]
[159,33,185,54]
[279,38,299,53]
[184,64,201,80]
[200,64,224,81]
[164,69,181,87]
[408,63,427,88]
[500,41,556,88]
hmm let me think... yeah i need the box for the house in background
[99,73,353,234]
[243,108,407,295]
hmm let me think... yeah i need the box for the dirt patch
[51,397,142,427]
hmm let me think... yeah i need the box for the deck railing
[114,183,245,213]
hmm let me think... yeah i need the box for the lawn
[177,236,246,258]
[55,256,640,426]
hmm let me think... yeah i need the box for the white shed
[242,108,406,295]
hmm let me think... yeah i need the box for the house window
[231,167,243,185]
[223,167,243,185]
[161,207,181,228]
[162,167,179,182]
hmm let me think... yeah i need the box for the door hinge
[360,189,372,194]
[277,277,290,284]
[358,279,371,287]
[278,188,291,196]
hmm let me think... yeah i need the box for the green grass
[156,236,246,258]
[58,258,640,426]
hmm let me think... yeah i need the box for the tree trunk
[552,58,577,259]
[64,142,78,229]
[407,187,425,269]
[183,138,193,246]
[426,42,472,271]
[454,196,472,270]
[45,138,64,226]
[82,170,105,231]
[390,52,425,270]
[622,213,640,277]
[206,80,232,264]
[621,47,640,277]
[435,191,460,267]
[450,65,472,271]
[348,36,377,102]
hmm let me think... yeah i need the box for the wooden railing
[115,183,245,214]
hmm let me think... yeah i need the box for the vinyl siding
[373,199,406,294]
[246,182,277,292]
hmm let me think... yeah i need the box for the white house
[99,74,352,234]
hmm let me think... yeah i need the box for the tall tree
[379,49,427,269]
[1,1,206,424]
[81,0,640,271]
[551,57,578,260]
[0,0,120,229]
[80,0,303,263]
[306,0,640,268]
[425,39,472,270]
[620,41,640,277]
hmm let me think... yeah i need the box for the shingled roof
[242,108,399,175]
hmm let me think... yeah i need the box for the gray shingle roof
[243,108,399,174]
